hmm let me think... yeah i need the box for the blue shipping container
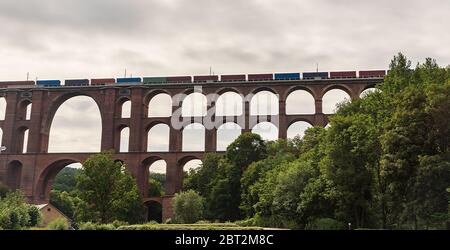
[37,80,61,87]
[274,73,301,80]
[116,77,142,84]
[302,72,329,79]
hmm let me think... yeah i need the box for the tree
[76,152,145,224]
[172,190,204,224]
[226,132,267,170]
[0,191,32,229]
[0,182,9,199]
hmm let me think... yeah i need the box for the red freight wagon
[329,71,357,78]
[0,81,35,88]
[359,70,386,78]
[91,78,116,86]
[248,74,273,81]
[220,74,246,81]
[193,75,219,82]
[167,76,192,83]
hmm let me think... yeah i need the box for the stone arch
[182,123,205,151]
[182,93,207,117]
[321,85,353,99]
[360,87,379,98]
[322,88,351,114]
[250,90,279,116]
[287,121,313,139]
[43,92,104,153]
[16,126,29,153]
[147,123,170,152]
[17,99,32,120]
[215,91,244,117]
[119,126,130,152]
[285,89,316,114]
[216,122,242,151]
[36,158,81,200]
[0,97,6,120]
[48,95,102,153]
[283,85,317,102]
[7,160,23,190]
[120,99,131,118]
[252,122,279,141]
[147,92,172,117]
[145,199,163,223]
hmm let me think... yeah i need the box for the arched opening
[182,123,205,152]
[120,127,130,153]
[121,100,131,118]
[147,124,170,152]
[7,161,22,191]
[22,129,29,153]
[360,87,379,98]
[148,160,167,197]
[48,96,102,153]
[148,93,172,117]
[183,159,203,185]
[250,90,279,116]
[16,127,29,153]
[0,128,3,147]
[0,97,6,120]
[217,122,242,151]
[287,121,313,139]
[38,159,80,201]
[145,200,162,223]
[286,90,315,114]
[17,100,32,120]
[215,92,243,116]
[182,93,207,117]
[322,89,351,114]
[252,122,278,141]
[26,103,32,120]
[46,162,82,221]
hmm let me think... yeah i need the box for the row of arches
[118,121,313,152]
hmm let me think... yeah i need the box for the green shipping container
[143,77,167,84]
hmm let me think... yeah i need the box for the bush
[47,218,69,230]
[306,218,346,230]
[79,222,117,230]
[0,192,31,230]
[27,206,42,227]
[0,182,9,199]
[172,190,204,224]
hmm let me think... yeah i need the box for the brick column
[129,88,144,152]
[101,89,116,151]
[278,100,287,139]
[2,92,18,153]
[27,90,44,153]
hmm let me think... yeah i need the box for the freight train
[0,70,386,88]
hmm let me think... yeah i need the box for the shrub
[47,218,69,230]
[306,218,346,230]
[27,206,42,227]
[79,222,117,230]
[0,192,31,229]
[172,190,204,224]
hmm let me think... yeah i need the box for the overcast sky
[1,0,449,170]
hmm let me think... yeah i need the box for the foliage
[118,223,262,230]
[78,221,116,230]
[0,182,10,199]
[0,191,32,230]
[148,174,165,197]
[305,218,346,230]
[172,190,204,224]
[75,152,145,224]
[47,218,69,230]
[52,167,80,193]
[27,206,42,227]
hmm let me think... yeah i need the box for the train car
[248,73,273,81]
[116,77,142,84]
[37,80,61,87]
[0,81,35,88]
[91,78,116,86]
[329,71,357,78]
[302,72,329,79]
[166,76,192,83]
[274,73,301,80]
[64,79,89,86]
[220,74,246,82]
[359,70,386,78]
[143,77,167,84]
[193,75,219,82]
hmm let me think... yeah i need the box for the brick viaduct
[0,77,382,220]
